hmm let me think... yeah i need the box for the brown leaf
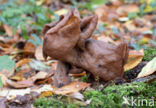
[35,45,44,61]
[10,68,35,81]
[6,79,34,89]
[24,42,35,54]
[116,4,139,16]
[3,25,13,36]
[35,77,53,85]
[7,71,54,88]
[31,71,48,82]
[137,57,156,78]
[69,72,86,77]
[124,49,144,71]
[16,58,32,68]
[12,30,20,42]
[5,93,37,108]
[95,5,119,22]
[0,69,15,78]
[54,81,90,95]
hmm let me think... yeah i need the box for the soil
[123,61,147,82]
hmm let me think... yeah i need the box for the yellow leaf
[144,5,153,13]
[147,0,153,4]
[124,49,144,71]
[40,91,53,97]
[142,37,150,43]
[10,76,25,81]
[137,57,156,78]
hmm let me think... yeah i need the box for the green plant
[143,48,156,61]
[0,55,16,71]
[0,0,53,38]
[81,74,88,82]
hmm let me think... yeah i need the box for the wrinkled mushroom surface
[43,9,128,87]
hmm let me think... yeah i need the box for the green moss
[84,81,156,108]
[81,74,87,82]
[34,97,64,108]
[34,96,79,108]
[143,48,156,61]
[34,81,156,108]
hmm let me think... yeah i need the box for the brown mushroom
[43,9,128,87]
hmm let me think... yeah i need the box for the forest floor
[0,0,156,108]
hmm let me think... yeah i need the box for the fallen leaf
[35,77,53,85]
[137,57,156,78]
[35,45,44,61]
[128,49,144,58]
[95,5,119,22]
[31,71,48,82]
[10,68,35,81]
[16,58,32,68]
[7,70,53,88]
[124,49,144,71]
[6,79,34,89]
[138,35,151,45]
[54,81,90,95]
[33,84,54,94]
[138,37,150,45]
[24,42,36,54]
[55,8,68,15]
[33,70,54,85]
[12,30,20,42]
[39,91,53,97]
[29,59,50,71]
[3,25,13,36]
[0,69,14,78]
[0,97,7,108]
[133,75,156,82]
[6,94,36,108]
[10,75,25,81]
[69,72,86,77]
[67,92,84,101]
[116,4,139,16]
[0,88,31,99]
[0,74,8,87]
